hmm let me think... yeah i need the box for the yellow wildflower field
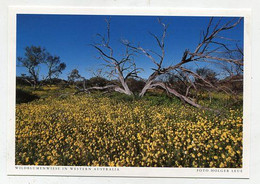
[16,95,242,168]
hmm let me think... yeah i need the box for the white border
[7,6,251,178]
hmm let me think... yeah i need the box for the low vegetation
[15,85,243,168]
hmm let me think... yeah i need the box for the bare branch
[188,52,243,66]
[192,17,242,57]
[179,67,216,89]
[91,44,118,64]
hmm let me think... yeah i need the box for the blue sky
[16,14,244,80]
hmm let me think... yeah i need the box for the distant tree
[17,46,47,89]
[68,69,82,84]
[219,74,243,95]
[67,69,89,93]
[196,67,218,85]
[88,76,109,87]
[18,46,66,89]
[126,78,145,94]
[163,71,193,97]
[44,54,66,83]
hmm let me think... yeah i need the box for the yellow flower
[219,162,225,168]
[15,93,243,167]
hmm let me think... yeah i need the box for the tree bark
[76,84,131,95]
[139,72,158,97]
[151,82,202,108]
[117,66,133,95]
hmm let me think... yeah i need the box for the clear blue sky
[16,14,243,80]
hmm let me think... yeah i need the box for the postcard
[7,6,251,178]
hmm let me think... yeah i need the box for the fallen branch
[151,82,220,113]
[74,84,131,95]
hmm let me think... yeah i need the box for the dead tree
[83,18,141,95]
[123,17,243,109]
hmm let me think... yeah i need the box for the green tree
[196,67,218,85]
[18,46,66,88]
[17,46,47,89]
[45,54,66,83]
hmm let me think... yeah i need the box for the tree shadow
[16,89,39,104]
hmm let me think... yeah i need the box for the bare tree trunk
[33,79,37,90]
[139,72,158,97]
[185,85,192,97]
[119,79,133,95]
[114,86,131,95]
[75,84,131,95]
[139,80,153,97]
[117,66,133,95]
[22,78,34,87]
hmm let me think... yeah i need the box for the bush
[105,92,137,102]
[16,76,32,86]
[16,89,39,104]
[88,77,109,87]
[126,78,145,94]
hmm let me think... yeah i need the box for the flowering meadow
[15,89,243,168]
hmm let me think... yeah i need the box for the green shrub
[142,93,180,106]
[105,92,136,102]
